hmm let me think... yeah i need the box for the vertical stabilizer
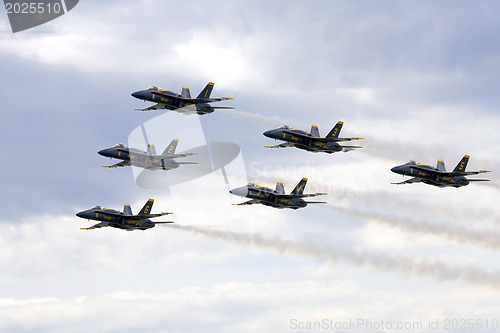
[275,181,285,194]
[197,82,214,99]
[436,159,446,171]
[291,178,307,195]
[453,155,470,173]
[181,86,191,98]
[139,199,154,215]
[161,139,179,156]
[123,204,133,215]
[326,121,343,139]
[147,143,157,155]
[310,124,320,137]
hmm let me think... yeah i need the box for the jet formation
[230,178,327,209]
[98,138,197,170]
[264,121,362,153]
[76,199,173,231]
[391,155,490,188]
[131,82,234,114]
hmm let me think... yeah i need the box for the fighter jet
[76,199,173,231]
[131,82,234,114]
[391,155,491,188]
[263,121,362,153]
[230,178,327,209]
[98,138,197,170]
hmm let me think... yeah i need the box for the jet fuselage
[98,146,180,170]
[76,208,156,230]
[264,128,343,153]
[391,163,469,188]
[230,185,307,209]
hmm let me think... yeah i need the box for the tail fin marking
[139,199,154,215]
[326,121,343,139]
[197,82,214,99]
[162,139,179,156]
[291,178,308,195]
[453,155,470,173]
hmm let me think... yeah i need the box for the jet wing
[391,177,423,185]
[279,193,327,198]
[329,137,364,142]
[232,199,261,206]
[135,103,168,111]
[264,142,294,148]
[281,130,362,142]
[81,222,109,230]
[339,145,363,152]
[186,97,234,103]
[153,221,175,224]
[168,153,197,158]
[147,212,174,218]
[127,212,174,220]
[409,165,491,176]
[102,161,131,168]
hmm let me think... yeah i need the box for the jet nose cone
[229,186,249,197]
[263,130,276,138]
[131,91,141,99]
[98,148,114,157]
[76,211,85,218]
[391,165,403,174]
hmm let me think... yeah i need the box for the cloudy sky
[1,1,500,332]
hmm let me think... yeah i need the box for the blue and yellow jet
[76,199,174,231]
[230,178,327,209]
[98,138,197,170]
[391,155,491,188]
[263,121,363,153]
[131,82,233,114]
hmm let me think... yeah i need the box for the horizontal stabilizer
[466,179,491,182]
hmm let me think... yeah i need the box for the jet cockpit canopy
[91,205,102,210]
[113,144,125,148]
[147,85,159,90]
[278,125,290,129]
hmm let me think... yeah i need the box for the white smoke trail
[326,205,500,250]
[166,224,500,288]
[218,109,295,127]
